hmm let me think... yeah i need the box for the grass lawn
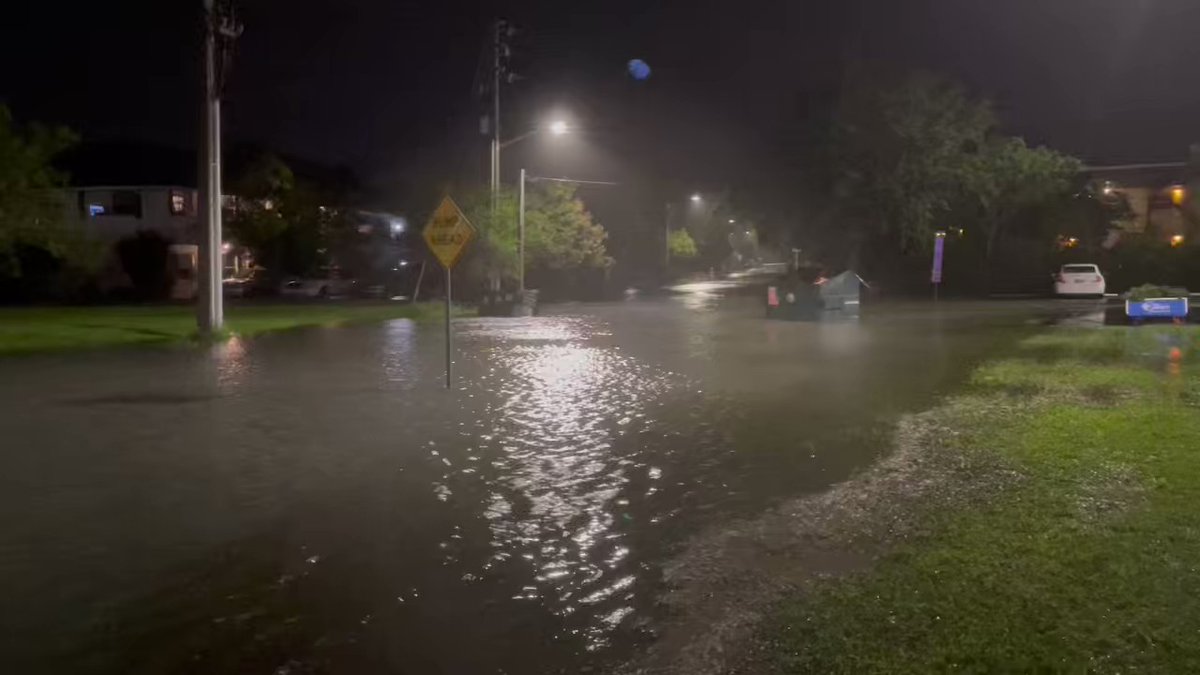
[771,325,1200,673]
[0,302,457,355]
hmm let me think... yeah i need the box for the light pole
[505,120,570,293]
[495,119,569,187]
[518,168,526,292]
[197,0,241,336]
[664,202,671,269]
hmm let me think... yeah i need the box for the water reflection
[462,319,675,651]
[212,335,250,391]
[381,319,418,387]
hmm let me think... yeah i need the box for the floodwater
[0,295,1094,673]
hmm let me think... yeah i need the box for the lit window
[1171,185,1186,206]
[88,204,106,217]
[170,191,187,215]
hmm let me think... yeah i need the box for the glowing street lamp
[690,193,702,203]
[494,117,573,200]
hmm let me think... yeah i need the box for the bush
[116,231,172,301]
[1125,283,1188,300]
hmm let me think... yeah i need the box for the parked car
[1054,263,1106,297]
[280,277,357,298]
[223,270,275,298]
[222,277,250,298]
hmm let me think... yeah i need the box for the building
[1084,144,1199,244]
[62,185,200,299]
[63,185,248,299]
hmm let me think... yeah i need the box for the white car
[280,277,356,298]
[1054,264,1106,297]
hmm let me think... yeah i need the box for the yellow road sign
[422,196,477,269]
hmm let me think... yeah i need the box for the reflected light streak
[473,334,672,651]
[212,335,249,391]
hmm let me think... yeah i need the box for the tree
[1036,179,1130,251]
[523,183,611,272]
[226,154,293,270]
[116,230,171,300]
[961,137,1080,259]
[818,69,1091,293]
[459,188,520,288]
[460,182,611,290]
[830,72,993,258]
[667,229,698,258]
[0,106,80,277]
[227,153,355,277]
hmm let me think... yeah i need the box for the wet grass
[0,302,458,355]
[770,324,1200,673]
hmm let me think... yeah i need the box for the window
[170,191,187,215]
[88,204,106,217]
[111,190,142,218]
[1062,265,1098,274]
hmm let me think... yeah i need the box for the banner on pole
[931,232,946,284]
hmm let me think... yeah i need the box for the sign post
[422,196,477,388]
[931,231,947,302]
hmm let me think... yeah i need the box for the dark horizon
[5,0,1200,201]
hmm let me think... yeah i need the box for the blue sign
[1126,298,1189,318]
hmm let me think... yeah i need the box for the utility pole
[197,0,241,336]
[488,19,515,211]
[489,19,503,210]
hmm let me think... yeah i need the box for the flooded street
[0,295,1094,673]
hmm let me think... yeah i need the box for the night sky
[4,0,1200,203]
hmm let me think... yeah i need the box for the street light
[493,120,572,212]
[497,120,571,158]
[690,193,702,203]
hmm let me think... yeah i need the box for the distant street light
[728,218,736,224]
[690,193,702,203]
[549,120,569,135]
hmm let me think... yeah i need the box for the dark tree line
[743,68,1140,294]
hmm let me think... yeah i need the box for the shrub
[1125,283,1188,300]
[116,231,172,301]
